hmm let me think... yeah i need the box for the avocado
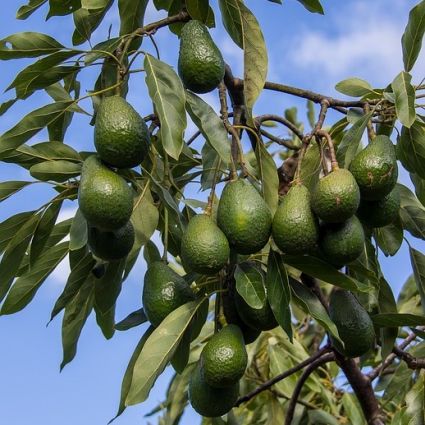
[142,261,194,327]
[94,96,150,169]
[311,168,360,223]
[189,362,239,417]
[78,155,133,230]
[217,179,272,254]
[329,289,375,358]
[180,214,230,275]
[357,187,400,228]
[349,135,398,200]
[200,324,248,388]
[272,184,319,254]
[178,20,225,93]
[320,216,365,268]
[88,221,134,260]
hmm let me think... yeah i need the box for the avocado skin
[189,362,239,417]
[329,290,375,358]
[178,20,225,94]
[78,156,133,230]
[142,262,194,327]
[88,221,134,260]
[95,96,150,169]
[320,216,365,268]
[272,184,319,254]
[217,179,272,254]
[349,135,398,201]
[357,187,400,228]
[311,169,360,223]
[181,214,230,275]
[200,325,248,388]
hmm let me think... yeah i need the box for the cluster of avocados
[78,96,150,260]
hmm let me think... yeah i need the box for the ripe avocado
[189,362,239,417]
[142,261,194,327]
[78,155,133,230]
[320,216,365,268]
[94,96,150,169]
[88,221,134,260]
[329,289,375,358]
[311,168,360,223]
[200,324,248,388]
[217,179,272,254]
[272,184,319,254]
[178,20,225,93]
[349,135,398,200]
[180,214,230,275]
[357,187,400,228]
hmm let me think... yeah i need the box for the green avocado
[357,187,400,228]
[272,184,319,254]
[189,362,239,417]
[178,20,225,93]
[320,216,365,268]
[88,221,134,260]
[78,155,133,230]
[180,214,230,275]
[200,324,248,388]
[349,135,398,200]
[329,289,375,358]
[311,168,360,223]
[142,261,194,327]
[217,179,272,254]
[94,96,150,169]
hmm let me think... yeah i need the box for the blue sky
[0,1,424,424]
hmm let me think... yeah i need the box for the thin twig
[255,114,304,141]
[259,129,300,150]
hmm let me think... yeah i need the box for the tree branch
[259,128,300,150]
[393,347,425,370]
[284,352,335,425]
[255,114,304,141]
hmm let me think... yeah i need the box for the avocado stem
[316,130,339,172]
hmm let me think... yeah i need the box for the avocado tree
[1,1,425,424]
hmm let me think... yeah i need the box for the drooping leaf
[392,71,416,128]
[402,0,425,71]
[126,298,206,406]
[374,218,404,257]
[1,242,69,315]
[16,0,48,19]
[30,160,82,182]
[410,247,425,315]
[235,262,266,309]
[170,327,191,373]
[186,0,210,23]
[299,140,321,192]
[411,173,425,207]
[402,371,425,424]
[372,313,425,327]
[115,308,147,331]
[398,183,425,240]
[266,250,292,340]
[69,209,88,251]
[144,54,186,160]
[398,122,425,179]
[0,181,32,202]
[335,78,374,97]
[118,0,149,37]
[296,0,324,14]
[47,0,81,18]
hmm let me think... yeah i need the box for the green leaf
[144,54,186,160]
[186,0,209,22]
[398,183,425,240]
[374,218,403,257]
[335,78,374,97]
[170,327,191,373]
[95,260,125,315]
[126,298,206,406]
[336,111,373,168]
[60,276,94,370]
[411,173,425,207]
[342,393,366,425]
[119,0,149,35]
[235,262,266,309]
[266,250,292,340]
[30,201,63,265]
[16,0,48,19]
[255,139,279,214]
[398,122,425,179]
[308,410,339,425]
[0,32,64,60]
[402,0,425,71]
[69,209,88,251]
[289,276,342,344]
[296,0,324,14]
[403,371,425,424]
[29,160,81,182]
[47,0,81,18]
[1,242,69,315]
[299,141,321,192]
[0,101,74,157]
[284,255,371,292]
[185,91,231,164]
[372,313,425,327]
[410,247,425,315]
[110,326,154,423]
[392,71,416,128]
[0,211,35,253]
[115,308,147,331]
[0,181,32,202]
[0,213,40,302]
[50,251,95,322]
[219,0,268,116]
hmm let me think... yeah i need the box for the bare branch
[255,114,304,142]
[393,346,425,370]
[259,128,300,150]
